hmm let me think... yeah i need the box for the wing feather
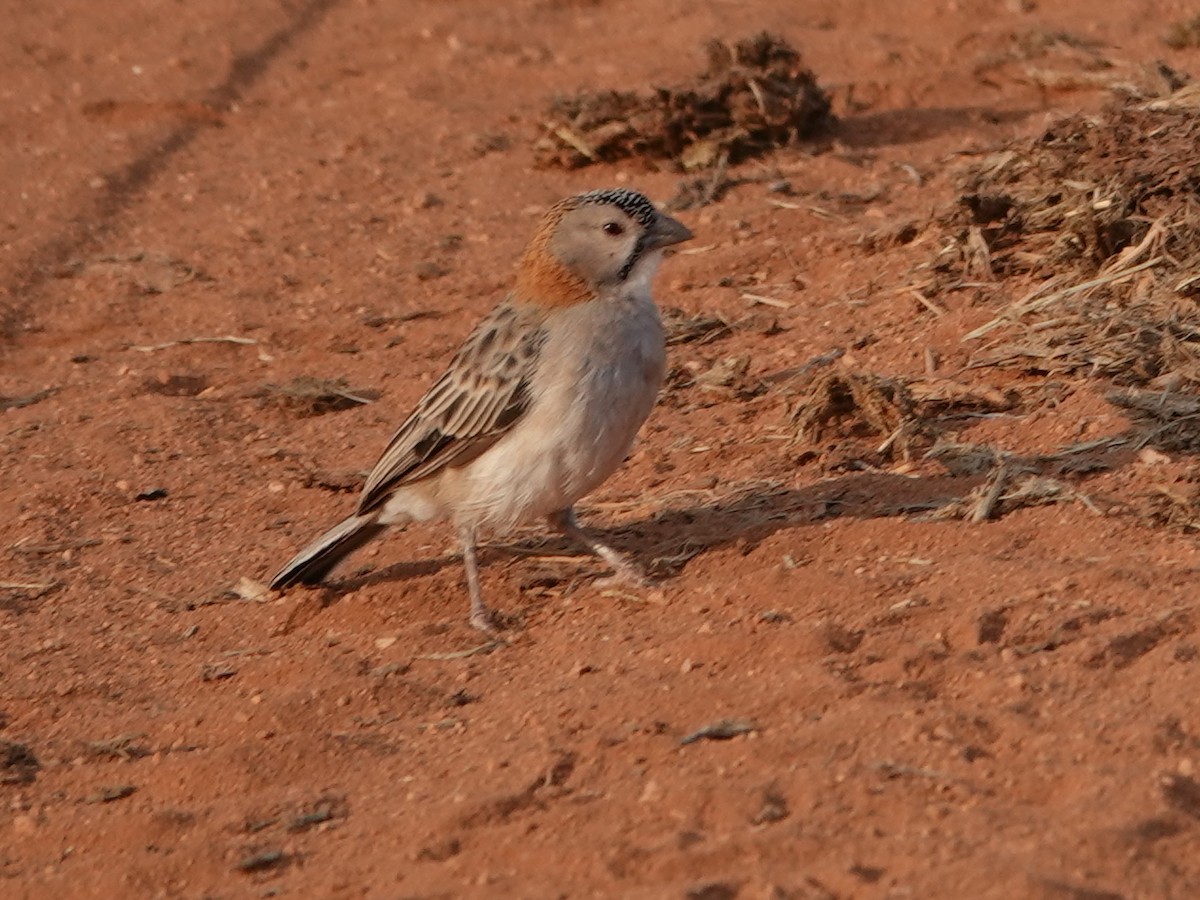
[357,301,545,514]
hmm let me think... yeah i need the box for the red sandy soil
[4,1,1200,897]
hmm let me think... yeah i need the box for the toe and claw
[546,507,653,590]
[459,508,651,637]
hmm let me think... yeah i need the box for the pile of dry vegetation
[792,90,1200,522]
[930,90,1200,389]
[534,33,831,170]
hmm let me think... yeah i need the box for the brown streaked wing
[356,301,546,514]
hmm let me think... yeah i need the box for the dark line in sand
[1,0,343,344]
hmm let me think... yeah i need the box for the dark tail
[270,513,387,589]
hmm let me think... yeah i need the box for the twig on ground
[129,335,258,352]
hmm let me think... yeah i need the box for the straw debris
[928,466,1093,523]
[258,377,380,417]
[789,371,928,462]
[924,437,1122,522]
[535,33,831,170]
[929,97,1200,388]
[1144,467,1200,532]
[1108,388,1200,453]
[789,371,1016,462]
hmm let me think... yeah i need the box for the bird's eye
[602,221,624,237]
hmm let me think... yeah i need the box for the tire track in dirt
[0,0,343,343]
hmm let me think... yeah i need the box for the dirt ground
[5,0,1200,897]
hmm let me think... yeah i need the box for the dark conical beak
[644,211,693,251]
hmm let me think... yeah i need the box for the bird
[269,187,693,633]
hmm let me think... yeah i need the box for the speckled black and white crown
[577,188,658,228]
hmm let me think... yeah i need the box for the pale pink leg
[547,508,649,587]
[459,528,500,634]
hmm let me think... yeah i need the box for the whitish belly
[452,333,663,530]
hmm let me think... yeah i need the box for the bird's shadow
[585,470,979,575]
[311,469,984,606]
[290,429,1140,629]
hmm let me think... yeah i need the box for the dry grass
[534,33,831,170]
[788,370,1016,463]
[660,307,732,345]
[1108,388,1200,453]
[791,371,922,460]
[928,466,1096,523]
[923,438,1122,522]
[927,98,1200,388]
[258,377,380,418]
[1144,467,1200,532]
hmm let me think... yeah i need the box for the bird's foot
[469,603,505,637]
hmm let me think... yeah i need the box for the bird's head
[516,188,692,306]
